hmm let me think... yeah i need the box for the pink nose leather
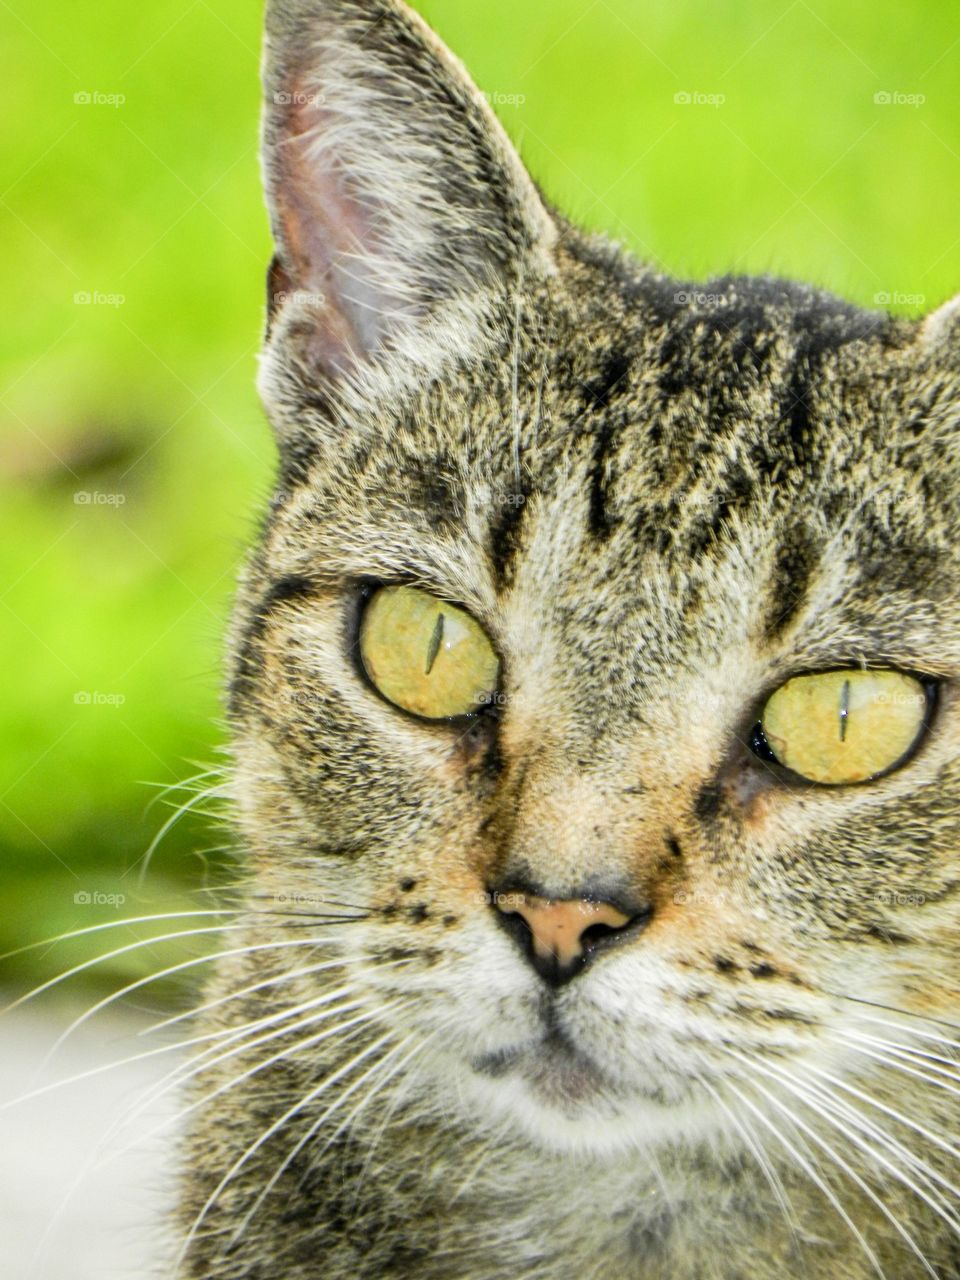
[496,894,631,966]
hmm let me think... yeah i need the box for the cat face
[233,0,960,1156]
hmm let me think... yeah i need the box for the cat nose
[492,889,651,986]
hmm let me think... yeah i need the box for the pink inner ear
[273,85,394,374]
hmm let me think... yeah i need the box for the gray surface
[0,1003,182,1280]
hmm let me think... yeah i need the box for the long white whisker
[839,1039,960,1100]
[107,1003,397,1169]
[828,993,960,1038]
[228,1033,423,1246]
[757,1057,960,1239]
[2,923,253,1015]
[33,1009,392,1280]
[0,910,241,964]
[174,1027,400,1273]
[848,1013,960,1054]
[808,1053,960,1165]
[121,962,416,1133]
[701,1078,800,1237]
[0,940,364,1112]
[723,1077,887,1279]
[725,1049,938,1278]
[844,1029,960,1080]
[136,781,231,885]
[144,956,351,1035]
[41,940,351,1069]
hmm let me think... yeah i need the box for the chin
[454,1033,720,1159]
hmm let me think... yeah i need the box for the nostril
[489,889,653,985]
[580,921,620,949]
[580,905,653,957]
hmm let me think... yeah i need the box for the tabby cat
[174,1,960,1277]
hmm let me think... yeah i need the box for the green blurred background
[2,0,959,997]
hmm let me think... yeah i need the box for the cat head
[234,0,960,1155]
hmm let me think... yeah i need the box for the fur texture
[175,2,960,1277]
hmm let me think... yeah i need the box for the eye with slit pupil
[359,585,501,721]
[750,669,931,786]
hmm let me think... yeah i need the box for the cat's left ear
[260,0,557,388]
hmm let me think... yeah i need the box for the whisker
[142,768,224,815]
[700,1077,799,1237]
[34,1009,394,1277]
[839,1039,960,1100]
[2,923,252,1016]
[847,1013,960,1054]
[722,1075,887,1279]
[108,1002,397,1166]
[249,891,375,915]
[0,940,366,1112]
[137,779,232,884]
[350,1031,433,1199]
[844,1028,960,1078]
[145,956,351,1034]
[756,1056,960,1240]
[3,910,370,1019]
[809,1051,960,1164]
[828,992,960,1038]
[228,1032,424,1246]
[0,910,241,964]
[124,960,416,1127]
[174,1027,400,1272]
[40,938,354,1068]
[725,1048,939,1278]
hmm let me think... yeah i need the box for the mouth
[471,1025,611,1106]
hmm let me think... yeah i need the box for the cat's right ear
[260,0,556,398]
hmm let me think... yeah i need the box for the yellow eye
[359,585,500,720]
[759,670,930,785]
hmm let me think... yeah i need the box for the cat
[173,1,960,1277]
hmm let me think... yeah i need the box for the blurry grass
[1,0,959,995]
